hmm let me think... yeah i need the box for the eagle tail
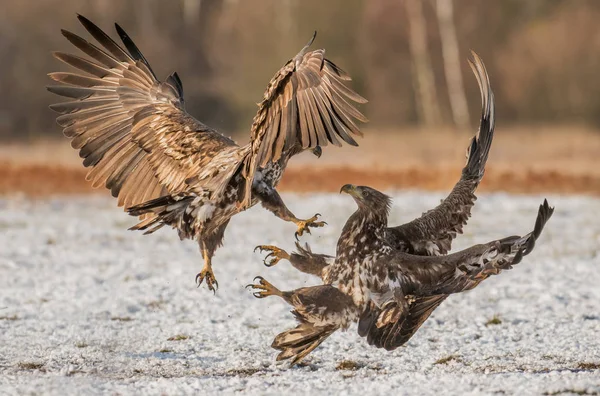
[126,195,192,235]
[272,321,337,366]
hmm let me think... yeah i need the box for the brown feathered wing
[48,15,240,212]
[240,33,368,207]
[386,51,495,256]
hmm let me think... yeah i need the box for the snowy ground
[0,191,599,395]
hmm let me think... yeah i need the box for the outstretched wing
[241,33,368,206]
[386,51,495,256]
[360,200,554,351]
[48,15,238,211]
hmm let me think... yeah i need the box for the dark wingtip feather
[114,22,158,80]
[533,199,554,240]
[308,31,317,47]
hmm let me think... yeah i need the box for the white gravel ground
[0,191,599,395]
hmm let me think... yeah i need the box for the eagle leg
[195,249,218,293]
[254,187,326,240]
[254,245,290,267]
[293,214,327,241]
[245,276,284,299]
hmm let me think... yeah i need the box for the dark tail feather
[463,51,495,181]
[126,195,189,235]
[272,321,337,366]
[127,195,176,217]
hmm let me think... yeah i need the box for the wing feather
[48,15,238,213]
[240,34,367,207]
[386,51,495,256]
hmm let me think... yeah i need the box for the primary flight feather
[47,15,367,292]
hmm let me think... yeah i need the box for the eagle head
[340,184,392,217]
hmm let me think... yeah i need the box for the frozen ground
[0,191,599,395]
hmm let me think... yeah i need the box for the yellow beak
[340,184,359,197]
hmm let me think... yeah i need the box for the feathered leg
[195,221,229,293]
[247,280,357,365]
[254,186,326,240]
[254,242,333,280]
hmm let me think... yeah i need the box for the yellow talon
[195,266,219,293]
[254,245,291,267]
[245,276,282,298]
[295,213,327,240]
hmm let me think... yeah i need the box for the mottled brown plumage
[48,15,366,292]
[249,53,552,364]
[255,51,494,270]
[249,186,554,364]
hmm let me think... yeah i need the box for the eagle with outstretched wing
[47,15,367,292]
[248,186,554,365]
[247,53,553,365]
[254,51,494,272]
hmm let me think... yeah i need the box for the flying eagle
[47,15,367,292]
[255,51,494,271]
[248,187,554,365]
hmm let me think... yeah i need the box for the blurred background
[0,0,599,195]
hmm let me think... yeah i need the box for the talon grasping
[246,276,283,299]
[254,245,291,267]
[294,213,327,240]
[196,266,219,293]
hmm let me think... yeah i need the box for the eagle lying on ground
[47,15,367,292]
[254,51,494,273]
[248,186,554,365]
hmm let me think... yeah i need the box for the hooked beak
[340,184,360,198]
[312,146,322,158]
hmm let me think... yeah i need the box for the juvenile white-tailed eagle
[47,15,367,292]
[255,51,494,272]
[247,53,553,365]
[248,187,554,365]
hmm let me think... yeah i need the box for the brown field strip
[1,162,598,197]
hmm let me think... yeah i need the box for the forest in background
[1,0,599,140]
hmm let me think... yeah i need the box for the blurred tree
[1,0,599,140]
[405,0,441,126]
[436,0,469,130]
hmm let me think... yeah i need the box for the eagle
[247,53,553,365]
[47,15,367,292]
[248,187,554,365]
[254,51,494,271]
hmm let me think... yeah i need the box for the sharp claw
[264,258,275,267]
[254,246,260,253]
[253,276,264,283]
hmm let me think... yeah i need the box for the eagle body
[249,53,553,365]
[128,148,290,237]
[250,185,554,364]
[48,16,367,292]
